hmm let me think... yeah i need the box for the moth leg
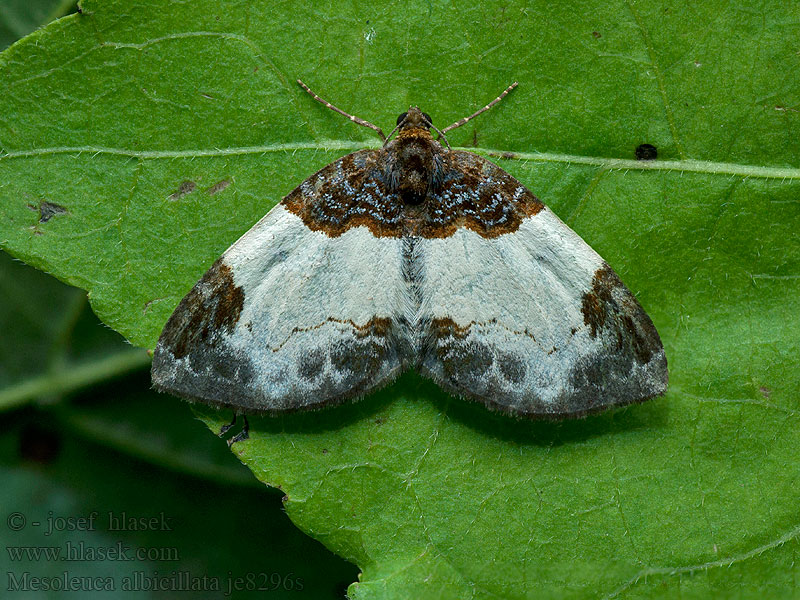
[218,412,237,437]
[227,415,250,447]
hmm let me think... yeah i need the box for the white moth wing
[418,207,667,417]
[152,198,405,413]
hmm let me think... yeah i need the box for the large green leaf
[1,0,798,598]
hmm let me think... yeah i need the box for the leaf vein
[2,144,799,180]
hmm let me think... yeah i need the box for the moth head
[396,106,432,131]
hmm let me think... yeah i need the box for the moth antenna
[298,79,386,141]
[439,82,518,136]
[426,120,452,150]
[382,118,405,146]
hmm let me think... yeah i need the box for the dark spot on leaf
[374,416,387,425]
[592,31,601,38]
[169,180,197,200]
[488,150,519,160]
[635,144,658,161]
[206,179,231,195]
[759,386,771,398]
[143,297,166,315]
[33,201,68,223]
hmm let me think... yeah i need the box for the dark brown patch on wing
[434,338,494,382]
[274,316,392,352]
[429,316,540,343]
[415,151,543,238]
[282,149,405,238]
[581,264,662,364]
[498,353,527,384]
[581,268,614,337]
[425,318,529,386]
[292,318,399,404]
[429,317,470,339]
[158,259,245,359]
[282,146,543,239]
[298,349,326,380]
[330,337,386,380]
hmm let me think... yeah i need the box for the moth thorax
[395,135,437,205]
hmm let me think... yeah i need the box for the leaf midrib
[2,143,799,180]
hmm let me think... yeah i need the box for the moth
[152,80,668,441]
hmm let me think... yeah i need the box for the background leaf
[0,0,74,49]
[1,0,799,598]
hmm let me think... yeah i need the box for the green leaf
[0,0,75,50]
[1,415,357,598]
[1,1,799,598]
[0,248,150,412]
